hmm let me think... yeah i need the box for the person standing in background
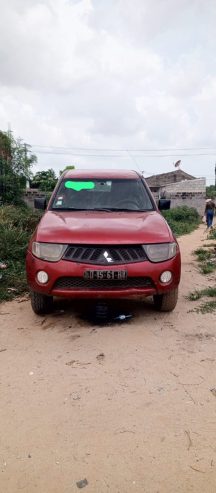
[204,199,215,230]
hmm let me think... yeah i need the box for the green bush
[0,224,29,261]
[0,204,41,232]
[0,205,41,301]
[163,205,199,222]
[162,206,200,236]
[0,261,27,301]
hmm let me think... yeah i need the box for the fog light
[160,271,172,283]
[37,271,49,284]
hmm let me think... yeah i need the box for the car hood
[34,210,173,245]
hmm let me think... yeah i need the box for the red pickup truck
[26,170,181,314]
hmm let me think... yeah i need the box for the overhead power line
[31,144,216,152]
[31,149,216,158]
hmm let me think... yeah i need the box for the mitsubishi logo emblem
[103,250,113,263]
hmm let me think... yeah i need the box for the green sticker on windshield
[65,181,95,192]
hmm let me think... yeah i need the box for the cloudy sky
[0,0,216,182]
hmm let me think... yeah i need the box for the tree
[206,185,216,199]
[0,130,37,205]
[59,165,75,176]
[31,169,57,192]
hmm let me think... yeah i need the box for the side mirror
[34,198,47,210]
[158,199,171,211]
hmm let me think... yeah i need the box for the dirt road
[0,225,216,493]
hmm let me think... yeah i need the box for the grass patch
[208,228,216,240]
[194,248,211,262]
[163,206,200,236]
[193,301,216,314]
[0,205,41,302]
[188,286,216,314]
[189,229,216,311]
[193,247,216,275]
[200,263,216,275]
[203,243,216,248]
[188,286,216,301]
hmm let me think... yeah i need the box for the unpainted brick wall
[152,191,205,215]
[23,190,47,209]
[169,194,205,216]
[159,178,206,215]
[161,178,206,194]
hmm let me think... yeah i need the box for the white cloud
[0,0,216,182]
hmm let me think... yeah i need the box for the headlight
[32,242,67,262]
[143,242,177,262]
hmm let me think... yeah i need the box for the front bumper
[26,251,181,299]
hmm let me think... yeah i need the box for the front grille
[63,245,147,265]
[53,276,154,291]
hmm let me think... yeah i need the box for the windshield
[51,178,154,212]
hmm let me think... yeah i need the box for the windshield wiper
[52,207,88,211]
[111,208,148,212]
[89,208,115,212]
[87,208,150,212]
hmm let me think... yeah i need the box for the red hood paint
[34,210,173,245]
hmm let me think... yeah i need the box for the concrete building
[146,169,195,195]
[146,169,206,215]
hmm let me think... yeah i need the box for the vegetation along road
[0,224,216,493]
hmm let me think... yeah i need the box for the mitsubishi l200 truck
[26,170,181,314]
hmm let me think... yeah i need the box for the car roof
[63,169,141,180]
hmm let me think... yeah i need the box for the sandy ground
[0,225,216,493]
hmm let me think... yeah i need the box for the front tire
[30,291,54,315]
[153,288,178,312]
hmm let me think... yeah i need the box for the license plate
[84,270,127,280]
